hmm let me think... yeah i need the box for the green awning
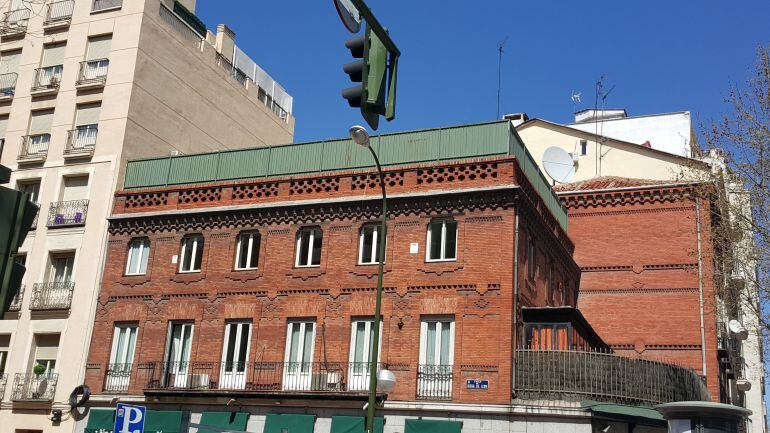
[85,409,115,433]
[84,409,183,433]
[405,419,462,433]
[263,413,316,433]
[581,400,666,426]
[330,416,384,433]
[198,411,249,433]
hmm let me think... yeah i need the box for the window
[417,317,455,399]
[283,321,315,390]
[358,225,385,265]
[17,179,40,204]
[26,110,53,154]
[179,234,203,273]
[580,139,587,156]
[31,333,60,376]
[220,321,251,389]
[348,319,382,390]
[526,235,535,280]
[426,219,457,261]
[71,104,100,149]
[164,322,193,387]
[0,50,21,75]
[105,325,136,391]
[49,253,74,283]
[234,232,260,270]
[36,43,65,88]
[295,228,322,267]
[125,238,150,275]
[0,335,9,375]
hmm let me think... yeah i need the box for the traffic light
[0,164,37,315]
[342,24,391,130]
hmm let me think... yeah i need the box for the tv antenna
[496,36,508,119]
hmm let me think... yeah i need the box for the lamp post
[349,125,393,433]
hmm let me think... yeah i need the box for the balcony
[17,135,50,164]
[47,200,89,228]
[0,73,17,100]
[0,374,6,398]
[31,66,63,95]
[8,284,24,311]
[215,53,248,87]
[416,365,453,401]
[76,59,109,89]
[64,126,97,159]
[513,349,711,406]
[43,0,74,29]
[11,373,58,401]
[29,282,74,311]
[92,0,122,13]
[0,9,30,38]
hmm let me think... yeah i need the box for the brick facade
[84,157,580,405]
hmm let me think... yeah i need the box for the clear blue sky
[195,0,770,143]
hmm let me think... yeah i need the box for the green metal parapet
[124,120,568,230]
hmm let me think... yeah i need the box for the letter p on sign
[114,403,146,433]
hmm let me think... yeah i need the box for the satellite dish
[542,146,577,183]
[333,0,362,33]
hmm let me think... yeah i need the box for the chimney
[503,113,529,127]
[215,24,235,63]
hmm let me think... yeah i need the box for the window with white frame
[295,228,322,267]
[426,219,457,261]
[348,319,382,390]
[179,234,204,273]
[125,238,150,275]
[283,320,315,390]
[109,325,137,367]
[358,224,385,265]
[235,231,260,270]
[0,334,9,375]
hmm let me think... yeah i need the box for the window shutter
[0,51,21,74]
[41,43,66,67]
[76,104,101,126]
[0,335,9,349]
[29,111,53,134]
[86,36,111,61]
[0,116,8,138]
[62,176,89,201]
[35,334,60,359]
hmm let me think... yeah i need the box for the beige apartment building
[0,0,294,431]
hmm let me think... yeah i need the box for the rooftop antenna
[496,36,508,119]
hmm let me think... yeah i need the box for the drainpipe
[695,197,708,378]
[511,202,520,397]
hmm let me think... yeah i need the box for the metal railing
[0,373,6,398]
[47,200,89,227]
[416,364,453,400]
[31,66,63,91]
[8,284,24,311]
[215,53,248,87]
[77,59,109,85]
[18,135,50,161]
[159,4,203,49]
[104,363,133,393]
[143,361,381,393]
[44,0,74,25]
[92,0,122,12]
[30,282,74,310]
[0,73,17,97]
[11,373,58,401]
[513,349,711,406]
[1,9,30,36]
[65,126,98,155]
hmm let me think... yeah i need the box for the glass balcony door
[348,320,381,391]
[164,323,193,388]
[418,318,455,398]
[219,322,250,390]
[106,325,137,392]
[282,321,314,390]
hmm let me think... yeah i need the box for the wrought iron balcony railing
[0,9,30,36]
[65,126,97,157]
[11,373,58,401]
[31,66,63,92]
[17,134,50,162]
[92,0,122,12]
[0,72,17,97]
[76,59,109,86]
[44,0,74,26]
[513,349,711,406]
[0,373,6,398]
[30,282,74,310]
[8,284,24,311]
[416,364,453,400]
[142,361,382,394]
[47,200,88,228]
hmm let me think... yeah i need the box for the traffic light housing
[342,24,395,130]
[0,165,37,315]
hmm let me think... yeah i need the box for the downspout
[511,202,520,398]
[695,197,707,377]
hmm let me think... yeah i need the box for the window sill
[425,258,458,263]
[116,275,151,287]
[170,272,205,284]
[90,6,122,15]
[417,260,464,276]
[286,266,325,281]
[226,268,264,282]
[294,265,321,269]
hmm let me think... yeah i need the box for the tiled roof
[553,176,675,193]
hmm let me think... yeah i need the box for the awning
[198,411,249,433]
[405,419,462,433]
[582,400,666,427]
[263,413,315,433]
[330,416,384,433]
[84,409,183,433]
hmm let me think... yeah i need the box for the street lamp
[348,125,394,433]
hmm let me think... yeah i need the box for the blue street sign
[114,403,146,433]
[466,379,489,390]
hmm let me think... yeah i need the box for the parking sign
[114,403,146,433]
